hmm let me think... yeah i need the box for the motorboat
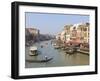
[29,46,38,56]
[65,47,77,54]
[66,49,74,54]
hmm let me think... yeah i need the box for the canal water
[25,40,89,68]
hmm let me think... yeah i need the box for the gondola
[26,58,53,63]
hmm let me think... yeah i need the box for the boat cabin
[29,46,38,56]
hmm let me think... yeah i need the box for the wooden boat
[77,49,89,55]
[66,49,74,54]
[61,47,66,50]
[26,58,53,63]
[80,48,89,51]
[65,47,77,54]
[29,46,38,56]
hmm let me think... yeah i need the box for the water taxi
[29,46,38,56]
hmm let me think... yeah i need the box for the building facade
[25,28,40,43]
[56,23,89,45]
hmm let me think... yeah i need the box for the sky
[25,12,89,35]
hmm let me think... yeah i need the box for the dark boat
[65,47,77,54]
[66,50,74,54]
[26,58,53,63]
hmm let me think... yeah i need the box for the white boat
[29,46,38,56]
[52,43,57,46]
[54,45,61,49]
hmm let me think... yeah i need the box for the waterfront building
[63,25,72,43]
[25,27,40,43]
[82,23,89,44]
[27,28,40,35]
[60,30,66,43]
[56,33,61,40]
[56,23,89,46]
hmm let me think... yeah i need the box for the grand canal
[25,40,89,68]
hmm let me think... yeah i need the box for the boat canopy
[30,46,37,51]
